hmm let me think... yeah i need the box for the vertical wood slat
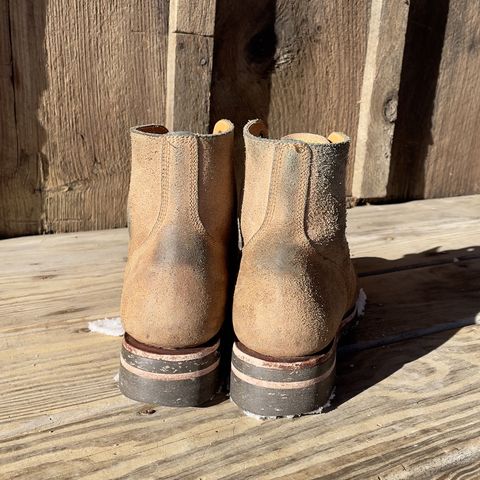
[165,0,216,133]
[169,0,216,36]
[0,0,43,237]
[269,0,371,196]
[210,0,371,195]
[351,0,410,199]
[422,0,480,198]
[389,0,480,200]
[1,0,168,236]
[39,1,169,233]
[0,0,16,175]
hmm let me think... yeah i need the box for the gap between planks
[0,326,478,479]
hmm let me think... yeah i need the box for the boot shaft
[241,120,350,250]
[122,121,234,350]
[233,120,356,359]
[128,121,235,253]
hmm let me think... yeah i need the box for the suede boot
[119,120,234,406]
[230,120,365,418]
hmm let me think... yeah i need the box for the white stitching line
[231,359,336,390]
[123,338,220,362]
[120,356,220,381]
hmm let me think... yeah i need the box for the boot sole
[119,334,221,407]
[230,289,366,418]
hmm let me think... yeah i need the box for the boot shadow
[332,245,480,409]
[206,245,479,409]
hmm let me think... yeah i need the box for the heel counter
[233,239,348,357]
[122,229,228,348]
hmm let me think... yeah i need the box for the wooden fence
[1,0,479,237]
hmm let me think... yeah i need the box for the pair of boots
[119,119,364,418]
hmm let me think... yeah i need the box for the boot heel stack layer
[230,291,365,418]
[230,341,336,418]
[119,334,221,407]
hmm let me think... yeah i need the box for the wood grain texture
[352,0,410,199]
[1,327,478,478]
[2,0,169,236]
[165,0,216,132]
[210,0,370,194]
[169,0,216,36]
[0,196,477,337]
[347,195,480,275]
[389,0,480,199]
[166,33,214,132]
[0,196,479,478]
[2,0,480,238]
[421,0,480,198]
[356,259,480,348]
[0,0,43,237]
[0,230,126,334]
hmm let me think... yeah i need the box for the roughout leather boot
[230,120,366,418]
[119,120,234,406]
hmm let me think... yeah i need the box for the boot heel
[230,341,336,418]
[119,334,221,407]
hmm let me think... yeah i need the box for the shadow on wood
[210,0,277,213]
[334,244,479,408]
[387,0,450,199]
[201,245,480,412]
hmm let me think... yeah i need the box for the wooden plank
[0,195,478,336]
[0,330,130,440]
[347,195,480,275]
[0,230,127,334]
[1,249,478,438]
[0,324,478,478]
[0,0,43,237]
[2,235,477,354]
[421,0,480,198]
[0,0,18,198]
[169,0,216,36]
[165,33,214,132]
[1,196,479,477]
[210,0,370,194]
[351,0,410,199]
[389,0,480,199]
[354,258,480,347]
[6,0,169,235]
[165,0,216,132]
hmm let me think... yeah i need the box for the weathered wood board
[1,327,479,479]
[0,196,478,336]
[210,0,370,194]
[0,0,169,237]
[352,0,410,198]
[0,196,479,478]
[2,1,480,239]
[165,0,216,132]
[0,0,43,237]
[389,0,480,199]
